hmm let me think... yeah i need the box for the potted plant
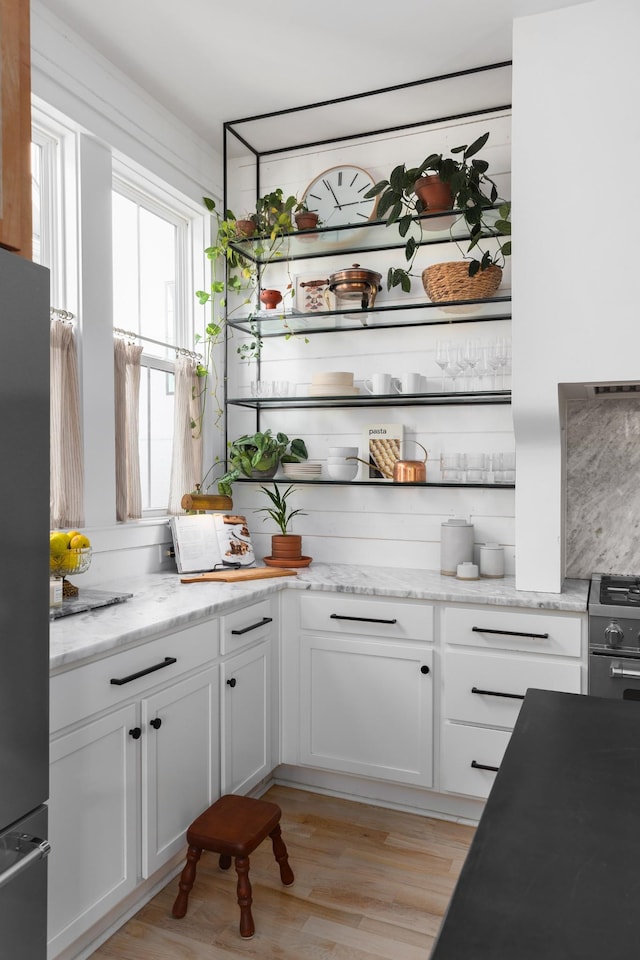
[255,483,309,565]
[364,132,511,297]
[217,430,308,496]
[293,201,321,232]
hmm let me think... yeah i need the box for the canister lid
[442,518,472,527]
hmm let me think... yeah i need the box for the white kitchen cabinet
[299,633,434,786]
[220,640,272,795]
[219,598,276,795]
[439,603,585,800]
[48,620,219,958]
[48,704,138,959]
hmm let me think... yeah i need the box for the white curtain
[114,337,143,521]
[168,355,203,514]
[50,320,84,527]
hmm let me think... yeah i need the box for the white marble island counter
[49,563,589,672]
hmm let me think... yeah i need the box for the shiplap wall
[224,113,515,572]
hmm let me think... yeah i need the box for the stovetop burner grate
[598,574,640,607]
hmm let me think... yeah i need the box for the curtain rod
[113,327,202,361]
[51,307,75,321]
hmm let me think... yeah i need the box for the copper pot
[393,441,428,483]
[323,264,382,309]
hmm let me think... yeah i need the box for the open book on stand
[169,514,255,574]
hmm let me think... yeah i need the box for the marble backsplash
[565,397,640,578]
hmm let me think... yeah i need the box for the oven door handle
[0,835,51,891]
[610,663,640,680]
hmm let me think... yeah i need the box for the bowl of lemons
[50,529,92,580]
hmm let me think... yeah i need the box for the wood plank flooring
[91,786,474,959]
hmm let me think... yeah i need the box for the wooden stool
[172,794,294,939]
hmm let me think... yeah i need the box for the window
[112,181,192,514]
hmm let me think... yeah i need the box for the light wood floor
[91,785,474,959]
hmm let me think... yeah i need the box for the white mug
[363,373,392,395]
[393,373,422,394]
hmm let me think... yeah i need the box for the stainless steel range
[589,573,640,699]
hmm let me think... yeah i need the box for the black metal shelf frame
[228,389,511,411]
[221,61,513,479]
[233,477,515,491]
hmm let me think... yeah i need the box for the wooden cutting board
[180,566,297,584]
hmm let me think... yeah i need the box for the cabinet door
[141,667,219,878]
[221,641,271,795]
[299,635,434,787]
[48,704,138,957]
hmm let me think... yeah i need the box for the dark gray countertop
[430,689,640,959]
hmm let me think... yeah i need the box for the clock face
[302,165,377,228]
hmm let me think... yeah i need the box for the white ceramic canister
[479,542,505,578]
[440,518,474,576]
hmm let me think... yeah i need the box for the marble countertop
[49,563,589,672]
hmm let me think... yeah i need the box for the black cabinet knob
[420,665,430,674]
[226,677,237,688]
[129,727,142,740]
[150,717,162,729]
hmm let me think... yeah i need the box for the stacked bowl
[327,445,359,481]
[310,371,359,397]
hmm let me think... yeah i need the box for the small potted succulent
[217,430,308,496]
[364,132,511,297]
[255,483,309,565]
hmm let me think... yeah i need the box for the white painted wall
[512,0,640,591]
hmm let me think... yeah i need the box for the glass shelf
[232,476,515,490]
[227,296,511,338]
[228,389,511,410]
[229,206,504,265]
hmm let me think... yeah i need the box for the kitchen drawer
[441,721,511,800]
[443,605,583,657]
[220,599,275,655]
[300,593,432,642]
[443,650,582,729]
[50,619,219,733]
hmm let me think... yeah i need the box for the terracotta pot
[259,288,283,310]
[414,175,453,213]
[295,211,319,231]
[271,534,303,561]
[235,219,256,238]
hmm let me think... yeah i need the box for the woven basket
[422,262,503,303]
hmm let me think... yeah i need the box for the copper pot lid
[327,263,382,290]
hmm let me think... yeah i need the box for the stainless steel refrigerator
[0,247,51,958]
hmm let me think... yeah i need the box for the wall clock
[301,165,378,228]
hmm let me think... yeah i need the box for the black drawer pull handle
[471,626,550,640]
[226,677,237,688]
[110,656,177,686]
[231,616,273,636]
[471,686,525,700]
[421,665,430,675]
[330,614,398,625]
[149,717,162,730]
[471,760,500,773]
[129,727,142,740]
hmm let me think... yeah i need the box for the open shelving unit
[221,62,513,489]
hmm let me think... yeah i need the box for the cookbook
[169,513,255,573]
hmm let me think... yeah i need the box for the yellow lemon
[50,532,71,556]
[66,530,82,541]
[70,534,90,549]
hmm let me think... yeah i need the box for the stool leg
[270,824,294,886]
[172,845,202,919]
[219,854,232,870]
[234,855,255,939]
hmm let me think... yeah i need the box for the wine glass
[462,337,482,391]
[435,339,451,392]
[445,343,464,392]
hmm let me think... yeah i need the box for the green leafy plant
[365,132,511,292]
[216,430,308,496]
[254,483,306,535]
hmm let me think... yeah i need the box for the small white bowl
[327,456,356,464]
[329,446,358,457]
[456,562,480,580]
[327,462,359,481]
